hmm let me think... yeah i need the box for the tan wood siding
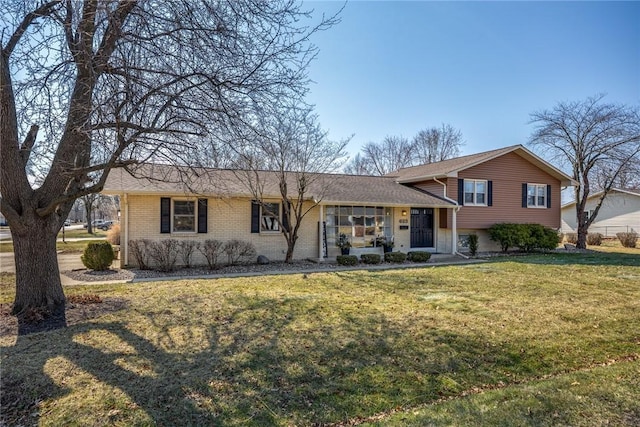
[413,180,445,197]
[439,208,448,228]
[456,152,561,229]
[413,179,455,227]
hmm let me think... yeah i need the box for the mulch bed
[0,298,128,337]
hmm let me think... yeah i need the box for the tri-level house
[103,145,575,267]
[388,145,575,253]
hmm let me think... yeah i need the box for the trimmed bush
[565,233,578,244]
[407,251,431,262]
[148,239,180,272]
[81,242,115,271]
[489,223,560,252]
[384,252,407,263]
[488,223,527,252]
[198,239,225,270]
[617,232,638,248]
[467,234,479,256]
[360,254,382,264]
[129,239,151,270]
[586,233,603,246]
[518,224,560,252]
[336,255,358,266]
[223,240,256,265]
[178,240,198,267]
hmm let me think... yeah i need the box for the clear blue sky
[306,1,640,158]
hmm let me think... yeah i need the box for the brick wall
[124,195,321,266]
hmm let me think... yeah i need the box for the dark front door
[410,208,434,247]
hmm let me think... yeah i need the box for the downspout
[123,193,129,266]
[433,177,462,255]
[318,203,324,261]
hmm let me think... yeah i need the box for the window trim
[463,179,488,206]
[526,183,547,208]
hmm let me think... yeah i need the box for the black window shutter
[487,181,493,206]
[522,183,528,208]
[546,185,552,208]
[251,201,260,233]
[160,197,171,233]
[457,179,464,205]
[197,198,207,233]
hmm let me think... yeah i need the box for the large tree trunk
[285,243,295,263]
[11,218,66,334]
[576,222,588,250]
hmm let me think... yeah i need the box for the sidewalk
[1,252,86,275]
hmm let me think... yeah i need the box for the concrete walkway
[0,252,85,275]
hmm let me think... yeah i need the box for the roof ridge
[392,144,521,174]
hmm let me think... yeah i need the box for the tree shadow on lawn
[488,251,640,267]
[2,293,552,426]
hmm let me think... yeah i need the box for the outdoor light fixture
[402,210,407,216]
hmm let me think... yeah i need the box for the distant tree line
[344,124,464,175]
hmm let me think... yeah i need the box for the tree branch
[19,124,39,166]
[2,1,61,57]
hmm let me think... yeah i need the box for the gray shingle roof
[103,164,454,207]
[387,145,520,181]
[388,144,576,186]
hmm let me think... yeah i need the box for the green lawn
[57,228,107,239]
[1,251,639,426]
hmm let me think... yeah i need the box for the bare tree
[344,136,413,176]
[81,193,99,234]
[345,125,464,175]
[1,0,337,331]
[412,123,464,164]
[595,159,640,191]
[529,94,640,249]
[343,153,371,175]
[231,102,348,262]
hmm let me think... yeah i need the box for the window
[173,200,195,232]
[161,198,207,234]
[464,179,487,206]
[527,184,547,208]
[325,205,392,248]
[261,202,280,232]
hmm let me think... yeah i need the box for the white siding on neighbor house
[561,191,640,237]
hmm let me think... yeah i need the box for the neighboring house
[102,144,575,267]
[561,188,640,237]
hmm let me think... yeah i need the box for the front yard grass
[1,250,639,426]
[57,228,107,239]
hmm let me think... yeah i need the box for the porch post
[318,204,324,259]
[123,193,129,266]
[451,207,457,254]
